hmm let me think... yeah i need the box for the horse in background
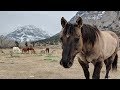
[22,46,36,54]
[60,16,119,79]
[29,45,36,54]
[22,47,29,54]
[45,48,49,54]
[13,47,22,54]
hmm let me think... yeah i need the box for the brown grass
[0,46,120,79]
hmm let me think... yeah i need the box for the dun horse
[60,17,119,79]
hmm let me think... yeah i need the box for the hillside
[70,11,120,35]
[35,33,60,45]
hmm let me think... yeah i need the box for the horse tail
[112,54,118,71]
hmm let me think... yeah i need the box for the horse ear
[76,17,83,28]
[61,17,67,28]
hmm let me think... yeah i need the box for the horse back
[100,31,119,60]
[101,31,119,47]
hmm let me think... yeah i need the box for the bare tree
[25,41,28,47]
[0,35,14,48]
[15,41,19,47]
[30,41,35,47]
[0,35,6,48]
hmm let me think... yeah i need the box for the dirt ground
[0,47,120,79]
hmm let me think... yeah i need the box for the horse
[22,47,29,54]
[13,47,22,54]
[45,48,49,54]
[22,46,36,54]
[29,46,36,54]
[59,16,119,79]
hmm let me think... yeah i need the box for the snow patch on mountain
[6,25,50,42]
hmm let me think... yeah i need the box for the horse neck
[82,33,101,55]
[82,43,94,53]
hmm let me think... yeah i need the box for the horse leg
[31,50,33,54]
[47,50,48,53]
[47,50,48,54]
[34,50,36,54]
[45,50,47,54]
[104,59,112,79]
[32,50,35,54]
[92,61,103,79]
[28,50,29,54]
[104,54,116,79]
[22,50,23,54]
[78,58,90,79]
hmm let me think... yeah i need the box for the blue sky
[0,11,78,36]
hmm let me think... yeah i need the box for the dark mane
[81,24,100,46]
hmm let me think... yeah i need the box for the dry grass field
[0,46,120,79]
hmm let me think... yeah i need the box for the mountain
[36,11,120,44]
[6,25,50,42]
[70,11,120,35]
[35,33,60,44]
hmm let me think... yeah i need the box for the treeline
[0,35,15,48]
[34,31,120,45]
[34,33,60,45]
[0,33,61,49]
[1,30,120,49]
[0,35,36,49]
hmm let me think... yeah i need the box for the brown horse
[45,48,49,54]
[22,47,29,54]
[29,46,36,54]
[22,46,36,54]
[60,17,119,79]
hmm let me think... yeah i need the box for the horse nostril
[67,61,72,68]
[60,61,63,65]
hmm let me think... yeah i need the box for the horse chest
[79,50,99,63]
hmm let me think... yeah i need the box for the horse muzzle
[60,59,73,68]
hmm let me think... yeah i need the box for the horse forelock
[63,23,75,36]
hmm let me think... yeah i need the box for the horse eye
[60,37,63,42]
[74,38,79,43]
